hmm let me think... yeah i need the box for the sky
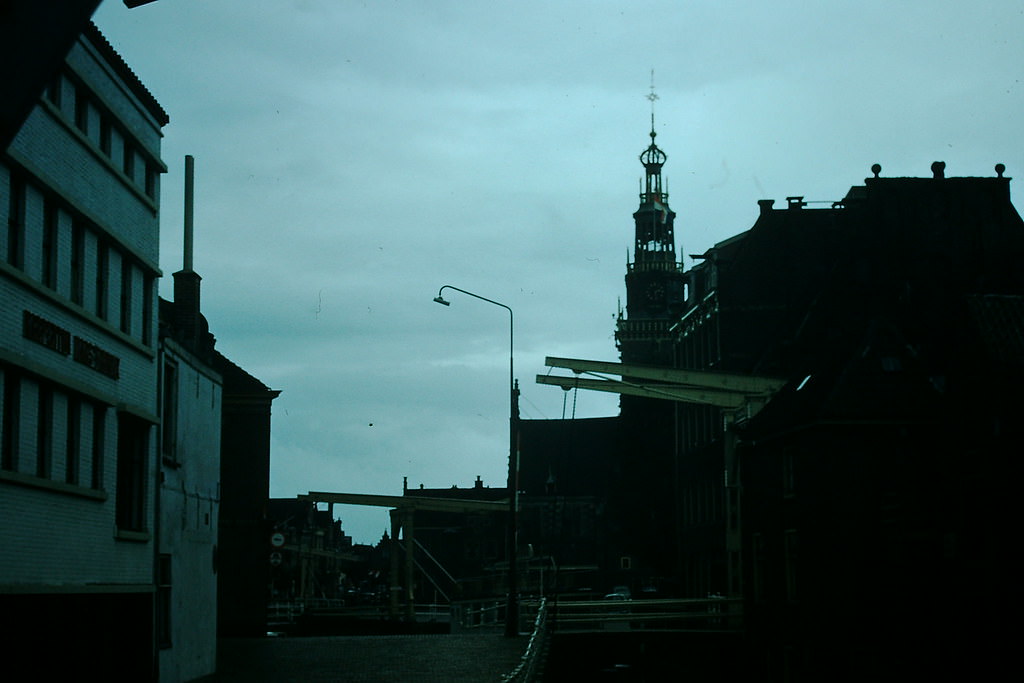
[91,0,1024,545]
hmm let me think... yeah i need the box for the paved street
[195,633,528,683]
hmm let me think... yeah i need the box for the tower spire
[630,71,678,268]
[640,69,666,203]
[616,72,686,366]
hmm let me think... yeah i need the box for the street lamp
[433,285,520,637]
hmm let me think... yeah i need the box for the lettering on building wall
[22,310,121,379]
[73,337,120,379]
[22,310,72,355]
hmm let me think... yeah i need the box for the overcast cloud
[91,0,1024,544]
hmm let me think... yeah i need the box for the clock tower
[615,112,687,368]
[611,103,689,578]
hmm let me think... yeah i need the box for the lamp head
[433,296,450,306]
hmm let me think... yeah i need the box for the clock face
[646,282,664,302]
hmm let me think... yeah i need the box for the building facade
[266,497,355,606]
[401,476,509,601]
[724,165,1024,680]
[157,267,222,681]
[214,350,280,637]
[1,22,168,677]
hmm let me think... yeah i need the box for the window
[45,73,62,108]
[122,140,135,180]
[120,258,133,335]
[91,405,106,490]
[142,276,154,346]
[2,371,20,471]
[726,486,739,532]
[74,88,89,134]
[7,172,25,269]
[66,397,81,485]
[42,200,59,289]
[752,533,766,603]
[115,412,149,532]
[157,554,172,648]
[161,361,178,463]
[71,220,85,305]
[782,451,796,498]
[145,164,158,199]
[36,384,53,479]
[100,119,112,156]
[881,356,902,372]
[784,529,798,602]
[96,242,108,320]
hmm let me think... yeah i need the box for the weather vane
[646,69,658,131]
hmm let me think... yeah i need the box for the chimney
[184,154,194,271]
[786,196,806,210]
[931,161,946,179]
[173,155,202,347]
[757,199,775,216]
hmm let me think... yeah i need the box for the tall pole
[183,155,194,272]
[434,285,519,636]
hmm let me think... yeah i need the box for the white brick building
[1,23,168,677]
[157,291,222,682]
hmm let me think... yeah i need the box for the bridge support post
[404,509,416,621]
[389,509,401,619]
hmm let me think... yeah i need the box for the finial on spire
[638,70,667,204]
[646,69,659,139]
[639,69,666,181]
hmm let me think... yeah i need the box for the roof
[739,320,946,443]
[404,482,509,503]
[684,166,1024,377]
[212,349,280,397]
[83,22,169,127]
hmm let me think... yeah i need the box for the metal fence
[550,596,742,633]
[451,598,506,630]
[501,598,549,683]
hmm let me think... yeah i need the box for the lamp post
[433,285,520,637]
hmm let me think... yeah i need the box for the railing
[550,596,742,633]
[626,261,684,273]
[267,600,304,627]
[615,319,677,335]
[451,599,506,630]
[413,603,451,621]
[501,598,549,683]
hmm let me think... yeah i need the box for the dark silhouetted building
[214,351,280,636]
[266,497,353,603]
[517,416,621,593]
[718,164,1024,680]
[402,476,509,600]
[524,121,1023,679]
